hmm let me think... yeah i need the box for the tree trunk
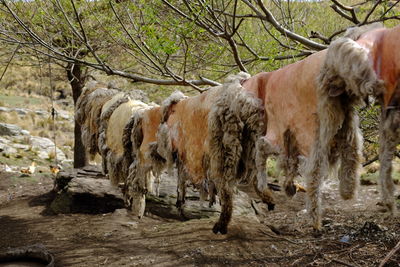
[67,63,88,168]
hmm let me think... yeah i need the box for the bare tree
[0,0,398,166]
[1,0,398,86]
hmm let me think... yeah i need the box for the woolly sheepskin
[306,24,388,230]
[105,100,148,185]
[75,86,119,159]
[156,73,269,234]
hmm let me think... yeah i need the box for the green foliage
[359,103,381,159]
[0,95,42,107]
[266,158,281,179]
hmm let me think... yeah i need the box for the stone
[30,136,55,148]
[54,170,75,191]
[0,107,10,112]
[60,159,73,166]
[0,244,55,267]
[0,144,17,154]
[0,137,11,144]
[51,168,256,220]
[29,136,66,161]
[20,130,30,136]
[57,110,71,120]
[13,143,30,150]
[13,108,30,115]
[37,150,50,160]
[35,110,48,116]
[51,177,124,214]
[0,123,23,136]
[67,177,122,197]
[145,172,256,220]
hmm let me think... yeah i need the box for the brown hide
[139,106,162,165]
[160,74,271,234]
[367,26,400,107]
[302,24,400,230]
[124,105,163,216]
[243,51,326,157]
[342,25,400,214]
[242,26,400,159]
[166,88,221,185]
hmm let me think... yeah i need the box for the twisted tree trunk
[67,63,88,168]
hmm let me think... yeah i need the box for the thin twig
[362,155,379,167]
[259,229,301,245]
[241,0,327,50]
[331,0,360,23]
[331,258,358,267]
[330,4,358,24]
[380,0,400,18]
[109,1,163,74]
[362,151,400,167]
[362,0,382,25]
[0,43,20,82]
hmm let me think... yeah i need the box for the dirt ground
[0,171,399,267]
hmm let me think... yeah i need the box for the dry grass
[0,99,74,160]
[0,59,70,98]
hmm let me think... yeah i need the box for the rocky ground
[0,101,75,176]
[0,165,399,266]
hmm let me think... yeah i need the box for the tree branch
[380,0,400,19]
[330,4,358,24]
[241,0,327,50]
[1,0,221,88]
[109,1,164,74]
[331,0,360,24]
[309,31,330,44]
[362,0,382,25]
[0,43,20,82]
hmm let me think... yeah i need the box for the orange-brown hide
[356,26,400,107]
[166,88,221,185]
[242,51,326,157]
[139,106,162,164]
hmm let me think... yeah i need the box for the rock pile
[0,106,70,167]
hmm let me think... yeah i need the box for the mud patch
[0,170,399,266]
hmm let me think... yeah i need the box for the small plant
[36,117,51,129]
[63,139,74,147]
[28,112,37,124]
[47,150,56,161]
[360,172,378,185]
[266,158,281,179]
[22,135,31,145]
[37,130,50,139]
[0,113,7,122]
[8,111,20,124]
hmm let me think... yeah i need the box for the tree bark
[67,63,88,168]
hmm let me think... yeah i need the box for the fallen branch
[379,240,400,267]
[362,155,379,167]
[362,151,400,167]
[259,228,301,245]
[331,258,357,267]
